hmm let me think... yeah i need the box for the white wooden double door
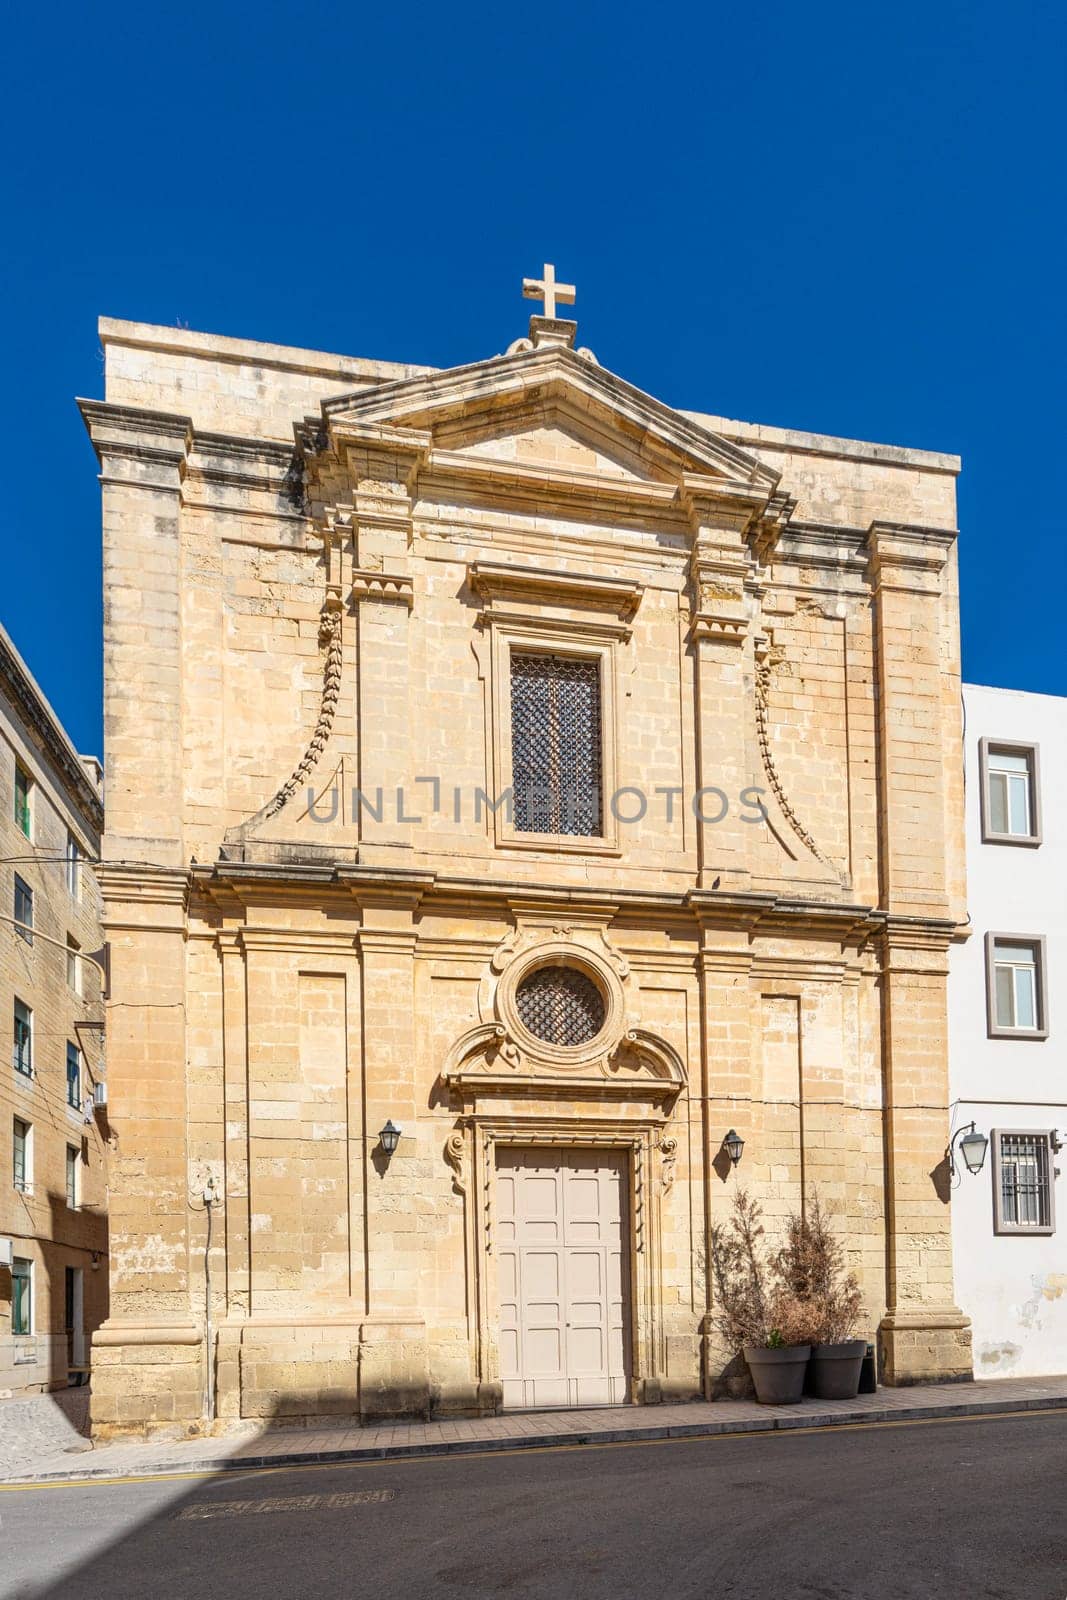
[496,1148,630,1409]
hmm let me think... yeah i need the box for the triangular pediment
[317,345,781,494]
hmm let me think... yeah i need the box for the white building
[950,682,1066,1378]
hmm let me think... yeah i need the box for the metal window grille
[999,1133,1051,1228]
[516,966,606,1046]
[510,652,602,837]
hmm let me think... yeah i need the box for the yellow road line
[2,1404,1063,1494]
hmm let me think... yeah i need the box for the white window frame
[985,933,1048,1040]
[13,998,33,1078]
[66,1041,82,1111]
[13,1117,32,1194]
[979,738,1041,847]
[66,934,82,996]
[992,1129,1056,1236]
[13,762,33,841]
[13,875,33,946]
[65,832,82,900]
[65,1143,80,1210]
[11,1256,33,1336]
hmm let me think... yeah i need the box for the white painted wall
[950,683,1067,1378]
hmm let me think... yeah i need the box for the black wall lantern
[379,1120,402,1157]
[722,1129,745,1168]
[948,1121,988,1179]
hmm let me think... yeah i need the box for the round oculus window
[515,965,606,1047]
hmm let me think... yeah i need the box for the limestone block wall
[81,318,970,1437]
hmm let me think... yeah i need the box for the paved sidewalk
[3,1374,1066,1486]
[0,1389,91,1478]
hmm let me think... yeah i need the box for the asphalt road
[2,1412,1065,1600]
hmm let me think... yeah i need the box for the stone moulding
[223,593,344,842]
[753,633,837,873]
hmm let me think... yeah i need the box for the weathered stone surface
[82,310,970,1436]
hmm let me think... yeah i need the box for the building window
[11,1258,32,1335]
[993,1130,1055,1234]
[65,1144,79,1209]
[65,833,82,899]
[13,876,33,946]
[515,965,607,1046]
[13,1118,31,1193]
[66,1042,81,1110]
[979,739,1041,846]
[510,652,603,837]
[13,999,32,1077]
[13,764,32,840]
[66,935,82,995]
[986,935,1048,1038]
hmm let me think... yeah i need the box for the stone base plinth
[878,1307,974,1386]
[90,1321,205,1441]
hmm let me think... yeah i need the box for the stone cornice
[186,859,967,948]
[469,561,643,622]
[0,626,103,835]
[319,345,782,492]
[78,399,193,473]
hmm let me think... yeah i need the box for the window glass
[12,1258,31,1335]
[66,1043,81,1109]
[13,1118,29,1191]
[13,1000,32,1076]
[13,877,32,945]
[14,766,31,839]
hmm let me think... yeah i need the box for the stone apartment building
[0,623,107,1395]
[81,282,970,1438]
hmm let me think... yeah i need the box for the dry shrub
[710,1189,819,1351]
[775,1191,863,1345]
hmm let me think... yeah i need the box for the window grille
[510,652,602,836]
[516,966,606,1047]
[996,1132,1053,1231]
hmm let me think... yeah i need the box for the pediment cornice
[314,345,782,497]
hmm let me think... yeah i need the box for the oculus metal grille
[510,652,602,836]
[515,966,606,1047]
[999,1133,1051,1227]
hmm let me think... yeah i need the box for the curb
[5,1392,1067,1487]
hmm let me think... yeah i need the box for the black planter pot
[810,1339,867,1400]
[743,1344,811,1404]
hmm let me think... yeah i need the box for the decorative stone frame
[984,931,1049,1041]
[456,1115,671,1407]
[471,562,641,859]
[495,937,626,1070]
[978,737,1042,848]
[991,1128,1057,1237]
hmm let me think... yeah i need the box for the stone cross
[522,263,576,320]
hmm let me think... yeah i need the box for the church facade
[82,284,971,1436]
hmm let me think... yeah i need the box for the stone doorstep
[6,1383,1067,1486]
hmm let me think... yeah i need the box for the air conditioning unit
[92,1082,108,1108]
[0,1239,13,1269]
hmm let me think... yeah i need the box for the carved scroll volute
[659,1134,678,1194]
[444,1130,467,1195]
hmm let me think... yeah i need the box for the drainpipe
[201,1176,218,1426]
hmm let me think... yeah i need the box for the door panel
[497,1147,630,1409]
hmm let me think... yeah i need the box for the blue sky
[2,0,1064,754]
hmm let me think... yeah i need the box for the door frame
[465,1116,670,1406]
